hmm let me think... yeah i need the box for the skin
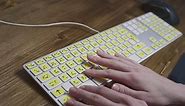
[66,50,185,106]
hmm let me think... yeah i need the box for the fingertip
[112,83,120,92]
[65,98,74,106]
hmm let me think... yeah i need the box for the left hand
[65,85,148,106]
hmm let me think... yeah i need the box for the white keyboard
[23,12,182,106]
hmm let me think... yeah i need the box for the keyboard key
[133,42,145,51]
[78,47,87,54]
[117,37,124,43]
[78,74,89,82]
[52,51,62,58]
[107,49,116,55]
[124,42,132,47]
[58,64,70,72]
[71,50,81,57]
[35,58,45,65]
[67,69,78,78]
[84,44,94,50]
[51,87,65,98]
[75,65,86,73]
[40,63,51,71]
[113,47,122,53]
[66,60,77,68]
[64,53,74,60]
[67,45,76,51]
[38,72,53,82]
[74,57,84,64]
[30,67,42,76]
[26,62,37,69]
[102,37,111,42]
[59,95,71,105]
[136,51,146,58]
[44,77,62,90]
[119,44,127,50]
[50,68,62,76]
[91,41,99,48]
[48,59,59,68]
[60,48,69,54]
[70,78,82,87]
[149,37,157,43]
[43,54,54,61]
[100,45,109,51]
[143,47,154,55]
[81,39,89,45]
[56,56,67,64]
[106,42,114,48]
[111,40,120,46]
[59,73,70,82]
[151,44,159,50]
[97,39,105,45]
[128,54,141,62]
[122,50,131,57]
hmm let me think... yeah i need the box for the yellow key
[75,65,86,73]
[113,47,122,53]
[56,56,66,64]
[59,73,70,82]
[26,62,37,69]
[82,62,92,69]
[102,37,111,42]
[52,51,62,57]
[45,77,62,89]
[122,50,131,57]
[122,35,129,40]
[151,44,159,49]
[81,54,88,61]
[84,44,93,51]
[50,68,62,76]
[97,39,105,45]
[66,60,77,68]
[58,64,70,72]
[127,33,135,38]
[78,47,87,54]
[118,29,128,35]
[100,45,109,51]
[105,29,112,34]
[87,51,96,56]
[108,34,116,39]
[134,42,146,50]
[100,32,107,36]
[70,78,82,87]
[64,53,74,60]
[35,58,45,65]
[91,41,99,48]
[78,74,89,82]
[67,69,78,78]
[149,37,157,43]
[159,39,167,45]
[74,57,84,64]
[111,40,120,46]
[30,67,42,76]
[60,48,69,54]
[68,45,76,51]
[124,42,132,47]
[81,39,89,45]
[143,47,154,55]
[136,51,146,58]
[117,37,124,43]
[48,59,59,68]
[105,42,114,48]
[155,41,162,47]
[127,48,136,54]
[40,63,51,71]
[75,42,83,47]
[59,95,71,105]
[43,54,54,61]
[51,87,65,98]
[108,49,116,55]
[71,50,81,57]
[88,36,95,42]
[38,72,53,82]
[114,33,121,37]
[119,44,127,50]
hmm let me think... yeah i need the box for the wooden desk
[0,0,185,105]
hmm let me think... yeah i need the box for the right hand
[84,50,185,106]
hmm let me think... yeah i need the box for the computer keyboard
[23,12,182,106]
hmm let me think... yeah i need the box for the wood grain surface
[0,0,185,105]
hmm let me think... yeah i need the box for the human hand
[65,85,148,106]
[84,50,185,106]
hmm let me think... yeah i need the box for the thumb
[112,83,145,99]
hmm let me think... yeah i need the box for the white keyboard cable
[0,20,100,33]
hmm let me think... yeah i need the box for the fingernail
[112,84,120,91]
[66,99,74,105]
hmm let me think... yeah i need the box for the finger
[68,87,117,106]
[79,85,133,103]
[96,50,119,60]
[84,69,132,85]
[65,98,88,106]
[87,55,134,72]
[112,83,147,100]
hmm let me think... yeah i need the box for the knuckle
[96,86,105,94]
[90,94,101,102]
[104,69,112,77]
